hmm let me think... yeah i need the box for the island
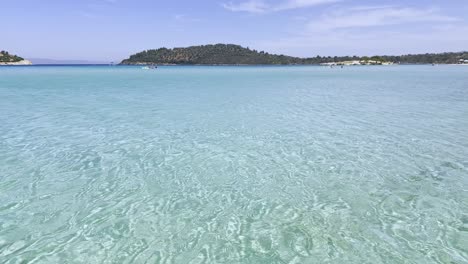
[121,44,300,65]
[120,44,468,66]
[0,51,32,65]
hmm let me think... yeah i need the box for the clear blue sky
[2,0,467,61]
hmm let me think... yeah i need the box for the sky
[1,0,468,61]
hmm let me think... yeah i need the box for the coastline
[118,62,468,66]
[119,62,302,66]
[2,63,466,67]
[0,60,33,66]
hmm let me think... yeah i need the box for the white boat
[142,65,157,70]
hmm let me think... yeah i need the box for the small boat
[142,65,157,70]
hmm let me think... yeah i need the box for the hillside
[0,51,32,65]
[0,51,23,63]
[121,44,301,65]
[120,44,468,65]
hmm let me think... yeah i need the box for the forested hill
[121,44,301,65]
[120,44,468,65]
[0,51,24,63]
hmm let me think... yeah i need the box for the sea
[0,65,467,263]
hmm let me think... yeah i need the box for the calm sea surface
[1,65,467,263]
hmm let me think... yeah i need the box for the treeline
[121,44,300,65]
[120,44,468,65]
[378,52,468,64]
[0,51,24,63]
[303,53,468,64]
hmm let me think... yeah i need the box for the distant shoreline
[120,44,468,66]
[2,63,468,67]
[0,59,32,66]
[121,62,468,66]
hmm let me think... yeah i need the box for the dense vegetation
[0,51,24,63]
[121,44,300,65]
[376,52,468,64]
[121,44,468,65]
[302,53,468,64]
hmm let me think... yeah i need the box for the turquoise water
[0,65,467,263]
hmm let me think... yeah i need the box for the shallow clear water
[0,65,467,263]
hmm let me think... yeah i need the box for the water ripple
[1,66,467,263]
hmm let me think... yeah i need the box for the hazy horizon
[2,0,468,61]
